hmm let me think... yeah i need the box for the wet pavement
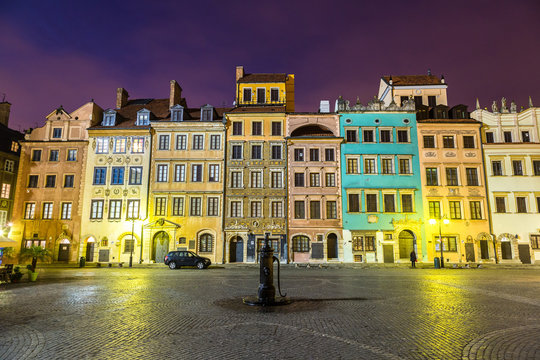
[1,266,539,359]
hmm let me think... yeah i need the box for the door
[86,242,95,262]
[465,243,475,262]
[398,230,415,259]
[383,245,394,263]
[229,237,244,263]
[501,242,512,259]
[98,249,110,262]
[327,233,338,259]
[479,240,489,259]
[58,244,70,262]
[518,244,531,264]
[247,235,256,262]
[153,232,170,263]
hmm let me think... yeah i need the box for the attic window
[171,105,184,121]
[201,106,213,121]
[102,111,116,126]
[136,109,150,126]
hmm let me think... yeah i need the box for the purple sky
[1,0,539,131]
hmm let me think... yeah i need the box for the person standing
[410,250,417,268]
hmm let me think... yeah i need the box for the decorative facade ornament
[491,101,499,113]
[424,151,437,157]
[510,101,517,113]
[464,152,476,157]
[529,96,534,108]
[366,96,384,111]
[444,152,457,157]
[501,97,509,113]
[476,98,480,110]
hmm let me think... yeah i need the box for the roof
[417,119,480,124]
[0,124,24,154]
[290,124,335,137]
[227,106,286,114]
[237,73,287,83]
[382,75,444,86]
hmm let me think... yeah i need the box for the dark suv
[164,251,211,270]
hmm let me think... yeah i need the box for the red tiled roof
[237,73,287,83]
[382,75,444,86]
[227,106,286,113]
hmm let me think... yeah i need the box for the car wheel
[196,261,205,270]
[169,262,177,270]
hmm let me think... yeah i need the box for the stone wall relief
[444,152,457,157]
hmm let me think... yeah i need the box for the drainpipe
[221,115,228,264]
[479,123,498,263]
[140,128,153,263]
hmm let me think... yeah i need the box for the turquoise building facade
[338,98,426,263]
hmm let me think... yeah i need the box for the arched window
[292,235,310,252]
[199,234,213,253]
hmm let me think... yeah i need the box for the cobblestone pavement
[1,266,540,359]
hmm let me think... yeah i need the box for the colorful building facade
[378,73,448,107]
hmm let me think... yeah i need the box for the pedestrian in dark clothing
[410,250,417,268]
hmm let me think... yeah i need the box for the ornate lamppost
[429,217,450,268]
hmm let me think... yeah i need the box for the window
[383,194,395,212]
[230,201,242,217]
[250,171,262,188]
[126,200,140,219]
[233,122,243,135]
[492,161,503,176]
[309,173,320,187]
[423,136,435,148]
[270,88,279,102]
[129,167,143,185]
[271,122,282,136]
[348,194,360,212]
[485,132,494,143]
[512,160,523,175]
[45,175,56,188]
[463,136,475,148]
[426,168,438,186]
[346,129,357,142]
[364,158,376,174]
[192,135,204,150]
[325,148,335,161]
[449,201,462,219]
[61,203,72,220]
[52,128,62,138]
[293,236,310,252]
[201,107,212,121]
[381,158,394,174]
[207,197,219,216]
[209,164,220,182]
[157,164,169,182]
[24,203,36,219]
[155,198,166,216]
[271,201,283,217]
[49,150,59,161]
[199,234,213,253]
[271,171,282,188]
[440,236,457,252]
[131,137,145,153]
[32,149,42,161]
[191,165,203,182]
[114,138,126,153]
[470,201,482,219]
[243,88,252,102]
[231,145,243,159]
[250,201,262,217]
[210,134,221,150]
[380,129,391,143]
[257,88,266,103]
[10,142,18,152]
[64,175,74,188]
[522,131,531,143]
[442,136,454,148]
[533,160,540,176]
[495,197,506,213]
[466,168,479,186]
[136,110,150,125]
[172,197,184,216]
[171,106,183,121]
[530,235,540,250]
[90,200,104,219]
[397,129,409,143]
[231,171,242,188]
[366,194,378,212]
[42,203,53,219]
[516,197,527,213]
[309,148,319,161]
[96,138,108,154]
[0,183,9,198]
[363,129,374,143]
[159,135,170,150]
[271,145,282,160]
[294,173,305,187]
[294,148,304,161]
[67,149,77,161]
[538,197,540,213]
[294,201,305,219]
[28,175,38,188]
[109,200,122,219]
[429,201,441,219]
[111,167,125,185]
[428,96,437,107]
[4,160,14,172]
[173,164,186,182]
[399,159,410,174]
[353,236,365,251]
[176,134,187,150]
[504,131,512,143]
[310,201,321,219]
[326,201,337,219]
[325,173,336,187]
[401,194,413,213]
[252,122,262,136]
[124,238,135,253]
[414,96,423,107]
[446,168,458,186]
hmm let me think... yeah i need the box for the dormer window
[201,105,213,122]
[102,110,116,126]
[171,105,184,122]
[136,109,150,126]
[243,88,252,103]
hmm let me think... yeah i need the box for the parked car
[164,251,211,270]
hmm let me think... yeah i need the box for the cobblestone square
[1,266,539,359]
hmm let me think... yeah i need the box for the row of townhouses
[5,67,540,265]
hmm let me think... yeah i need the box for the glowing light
[443,219,450,225]
[429,219,437,225]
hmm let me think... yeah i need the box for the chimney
[116,88,129,109]
[441,75,445,84]
[0,102,11,127]
[169,80,182,108]
[236,66,244,82]
[319,100,330,113]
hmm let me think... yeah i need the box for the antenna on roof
[427,69,432,76]
[1,93,6,102]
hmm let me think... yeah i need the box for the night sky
[1,0,539,131]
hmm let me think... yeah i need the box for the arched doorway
[153,231,170,263]
[230,236,243,263]
[327,233,338,259]
[86,237,96,262]
[398,230,415,259]
[58,239,71,262]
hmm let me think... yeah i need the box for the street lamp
[429,217,450,268]
[129,217,138,268]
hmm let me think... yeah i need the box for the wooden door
[501,242,512,259]
[465,243,475,262]
[479,240,489,259]
[86,243,95,262]
[518,244,531,264]
[383,245,394,263]
[58,244,70,262]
